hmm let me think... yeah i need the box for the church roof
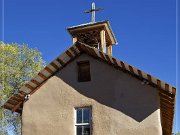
[3,41,176,135]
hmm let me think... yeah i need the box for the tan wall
[22,54,162,135]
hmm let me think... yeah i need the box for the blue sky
[0,0,179,133]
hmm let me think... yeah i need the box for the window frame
[74,107,92,135]
[77,60,91,82]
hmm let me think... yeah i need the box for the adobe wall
[22,54,162,135]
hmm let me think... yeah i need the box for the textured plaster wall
[22,54,162,135]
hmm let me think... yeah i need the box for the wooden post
[108,45,112,56]
[100,30,106,53]
[73,37,77,44]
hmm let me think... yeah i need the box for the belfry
[67,2,117,56]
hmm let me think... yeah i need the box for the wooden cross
[85,2,103,23]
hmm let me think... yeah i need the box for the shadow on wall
[55,55,160,122]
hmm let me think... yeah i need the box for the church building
[3,3,176,135]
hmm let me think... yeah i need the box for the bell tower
[67,2,117,56]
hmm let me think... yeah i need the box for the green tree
[0,42,45,135]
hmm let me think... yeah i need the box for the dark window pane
[77,126,83,135]
[83,108,90,123]
[83,125,90,135]
[78,61,91,82]
[77,109,82,123]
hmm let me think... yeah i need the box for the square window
[75,107,91,135]
[77,61,91,82]
[76,125,90,135]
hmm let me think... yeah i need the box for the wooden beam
[30,78,49,95]
[157,79,161,88]
[107,45,112,56]
[18,91,26,96]
[161,118,173,128]
[137,69,143,79]
[120,61,126,71]
[158,89,175,98]
[38,72,47,80]
[16,109,22,114]
[172,87,176,95]
[31,79,41,86]
[7,99,19,105]
[70,25,104,34]
[4,103,14,110]
[56,58,65,66]
[161,110,174,117]
[165,83,169,92]
[161,108,174,114]
[161,111,174,118]
[161,114,173,121]
[105,55,112,64]
[73,37,77,44]
[161,119,173,127]
[75,42,83,52]
[10,96,22,102]
[83,46,91,56]
[160,102,174,109]
[70,46,79,56]
[88,47,98,57]
[14,94,24,100]
[50,62,59,70]
[161,111,174,117]
[147,74,152,83]
[25,84,34,91]
[99,51,106,61]
[160,97,174,105]
[129,65,135,74]
[79,43,88,51]
[112,58,119,67]
[45,67,53,74]
[159,93,175,102]
[12,101,23,112]
[100,30,106,53]
[159,92,174,99]
[66,50,74,59]
[162,127,172,135]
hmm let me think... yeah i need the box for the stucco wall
[22,54,162,135]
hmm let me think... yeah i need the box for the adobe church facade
[3,4,176,135]
[22,51,163,135]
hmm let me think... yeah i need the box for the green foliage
[0,42,45,135]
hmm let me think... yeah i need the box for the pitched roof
[3,41,176,135]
